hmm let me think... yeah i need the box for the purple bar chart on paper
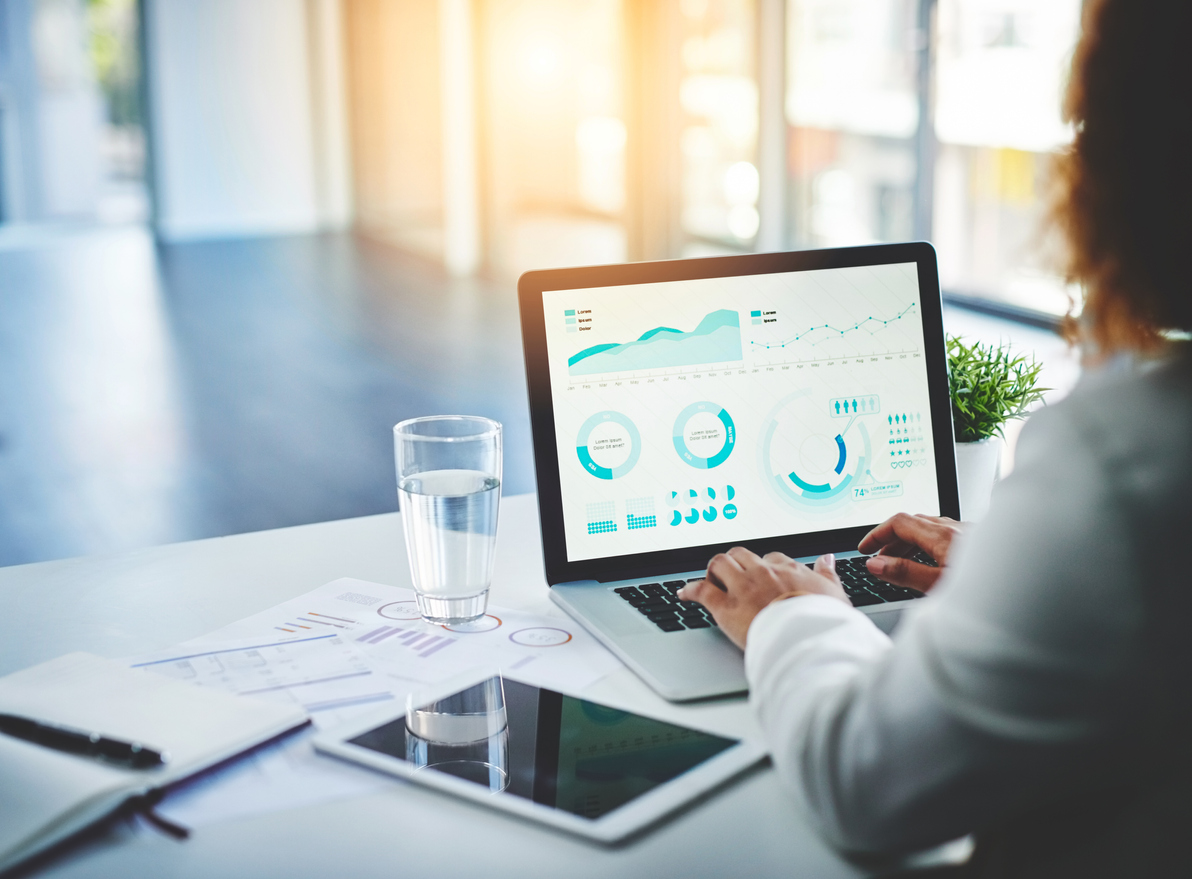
[356,625,455,658]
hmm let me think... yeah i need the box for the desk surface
[0,494,863,879]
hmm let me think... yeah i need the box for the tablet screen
[539,262,941,562]
[349,677,736,820]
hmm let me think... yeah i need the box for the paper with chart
[133,578,622,828]
[178,576,620,693]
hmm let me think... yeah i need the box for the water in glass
[398,468,500,624]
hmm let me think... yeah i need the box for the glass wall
[932,0,1082,316]
[87,0,148,223]
[677,0,758,254]
[785,0,918,248]
[345,0,446,260]
[341,0,1084,320]
[0,0,146,225]
[480,0,627,277]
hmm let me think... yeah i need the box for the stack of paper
[127,578,622,828]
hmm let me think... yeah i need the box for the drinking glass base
[416,591,489,625]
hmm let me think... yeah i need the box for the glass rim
[393,415,502,442]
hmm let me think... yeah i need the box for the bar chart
[355,625,455,658]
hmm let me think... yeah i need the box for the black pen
[0,713,168,769]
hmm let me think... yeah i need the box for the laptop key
[655,620,685,632]
[683,619,711,629]
[640,607,673,618]
[849,592,886,607]
[663,580,686,588]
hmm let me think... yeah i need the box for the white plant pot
[954,436,1003,522]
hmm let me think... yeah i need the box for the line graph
[749,303,917,352]
[748,301,921,366]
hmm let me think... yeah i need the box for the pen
[0,713,168,769]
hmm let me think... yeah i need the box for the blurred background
[0,0,1081,566]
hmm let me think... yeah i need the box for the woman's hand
[857,513,963,593]
[678,547,848,649]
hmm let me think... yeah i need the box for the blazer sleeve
[743,399,1144,855]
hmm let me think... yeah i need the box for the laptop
[517,243,960,701]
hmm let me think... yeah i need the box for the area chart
[568,309,742,376]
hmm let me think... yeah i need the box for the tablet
[314,674,765,843]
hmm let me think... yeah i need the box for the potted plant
[947,336,1047,521]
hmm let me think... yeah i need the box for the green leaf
[946,335,1049,442]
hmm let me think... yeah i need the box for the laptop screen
[540,261,941,564]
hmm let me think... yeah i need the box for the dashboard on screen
[539,262,941,564]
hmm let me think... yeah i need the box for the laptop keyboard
[827,555,931,607]
[613,580,716,632]
[614,555,933,633]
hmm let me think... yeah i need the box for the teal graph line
[749,303,916,351]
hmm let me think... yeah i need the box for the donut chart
[760,389,873,511]
[672,401,736,469]
[576,411,641,480]
[509,627,573,647]
[377,601,421,620]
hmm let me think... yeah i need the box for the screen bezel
[518,243,960,585]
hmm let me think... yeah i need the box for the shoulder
[1016,345,1192,501]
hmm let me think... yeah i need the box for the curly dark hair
[1053,0,1192,350]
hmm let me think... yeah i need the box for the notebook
[517,243,960,700]
[0,653,308,873]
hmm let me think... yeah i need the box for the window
[932,0,1083,316]
[785,0,919,248]
[347,0,1085,323]
[677,0,759,253]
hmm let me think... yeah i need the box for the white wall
[145,0,350,240]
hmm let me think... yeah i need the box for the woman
[679,0,1192,874]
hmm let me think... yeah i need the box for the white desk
[0,494,864,879]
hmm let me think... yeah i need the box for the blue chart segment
[788,433,846,492]
[673,401,736,469]
[568,310,742,376]
[626,497,657,530]
[668,485,737,525]
[760,390,874,512]
[576,411,641,480]
[586,501,617,534]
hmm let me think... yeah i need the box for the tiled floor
[0,225,1079,567]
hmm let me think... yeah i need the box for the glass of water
[394,416,502,624]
